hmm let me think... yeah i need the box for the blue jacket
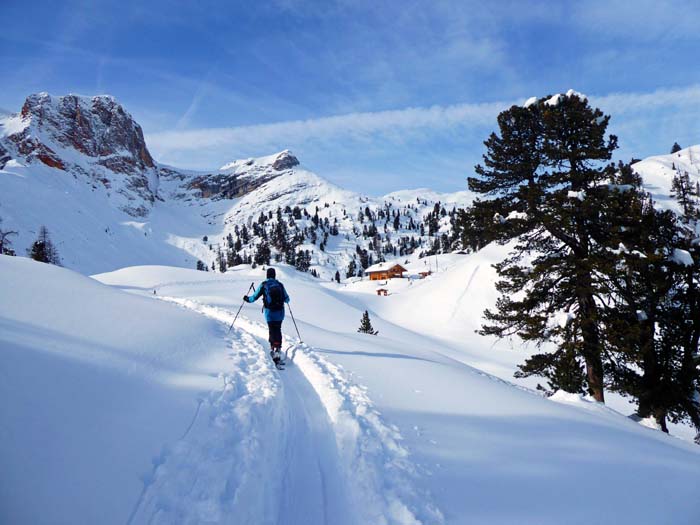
[245,278,290,322]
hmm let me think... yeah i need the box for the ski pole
[228,282,255,334]
[287,303,303,343]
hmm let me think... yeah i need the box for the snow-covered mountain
[632,144,700,212]
[0,93,473,276]
[2,92,699,281]
[0,92,159,216]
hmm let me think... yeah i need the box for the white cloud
[148,84,700,162]
[591,84,700,114]
[146,100,507,156]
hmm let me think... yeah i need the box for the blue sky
[1,0,699,194]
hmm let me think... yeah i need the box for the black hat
[266,267,276,279]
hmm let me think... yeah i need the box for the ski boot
[270,344,284,370]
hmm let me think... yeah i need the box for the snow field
[290,344,444,525]
[0,256,229,524]
[101,263,700,524]
[153,296,442,524]
[4,256,700,524]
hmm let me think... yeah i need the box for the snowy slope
[92,262,700,525]
[3,252,700,523]
[633,144,700,211]
[0,256,228,524]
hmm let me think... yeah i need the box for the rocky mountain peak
[219,149,300,173]
[184,150,302,201]
[17,92,154,171]
[272,150,299,171]
[0,92,159,217]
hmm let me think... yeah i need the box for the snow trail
[449,264,479,322]
[145,296,442,525]
[274,363,357,525]
[129,325,284,524]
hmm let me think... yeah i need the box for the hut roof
[365,262,407,274]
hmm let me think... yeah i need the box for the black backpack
[263,280,285,311]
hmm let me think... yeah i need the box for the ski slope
[3,254,698,524]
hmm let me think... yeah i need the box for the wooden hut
[365,262,407,281]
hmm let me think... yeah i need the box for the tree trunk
[584,353,605,403]
[636,320,657,420]
[636,398,652,420]
[579,288,605,403]
[654,408,669,433]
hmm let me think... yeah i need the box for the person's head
[266,267,276,279]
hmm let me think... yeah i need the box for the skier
[243,267,290,368]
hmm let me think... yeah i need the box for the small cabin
[418,270,432,279]
[376,288,389,296]
[365,263,407,281]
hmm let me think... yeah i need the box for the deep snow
[3,254,699,524]
[2,142,700,525]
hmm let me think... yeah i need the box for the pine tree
[334,270,340,283]
[593,165,700,434]
[217,249,227,273]
[346,259,357,278]
[0,217,18,255]
[357,310,378,335]
[671,142,682,154]
[514,346,587,395]
[670,170,698,220]
[28,226,61,265]
[285,245,296,266]
[454,197,514,252]
[295,250,311,272]
[240,224,250,243]
[468,94,619,402]
[254,241,271,266]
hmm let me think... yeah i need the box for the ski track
[449,264,479,322]
[129,296,442,525]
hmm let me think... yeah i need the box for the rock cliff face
[184,150,301,200]
[1,93,158,216]
[16,93,155,171]
[0,93,301,214]
[0,141,10,170]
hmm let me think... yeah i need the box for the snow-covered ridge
[179,150,303,201]
[633,144,700,212]
[219,149,299,173]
